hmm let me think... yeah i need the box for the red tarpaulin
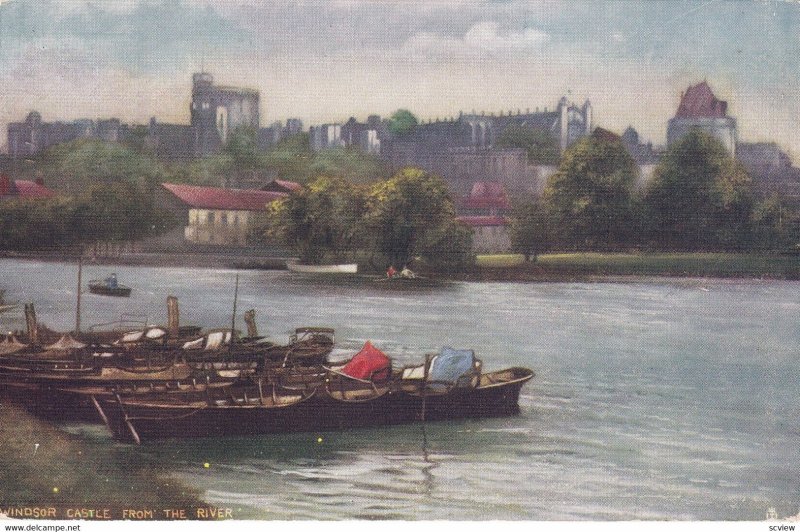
[341,341,391,381]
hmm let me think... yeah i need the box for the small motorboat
[88,274,132,297]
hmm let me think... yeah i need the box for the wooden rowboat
[99,366,534,443]
[286,260,358,274]
[88,280,132,297]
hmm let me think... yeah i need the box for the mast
[229,274,239,354]
[75,255,82,335]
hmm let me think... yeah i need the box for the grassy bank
[470,252,800,280]
[0,401,204,519]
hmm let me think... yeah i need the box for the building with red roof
[0,175,55,200]
[667,81,737,155]
[157,183,286,246]
[460,181,511,215]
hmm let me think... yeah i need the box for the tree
[388,109,418,137]
[263,176,367,264]
[496,125,561,165]
[74,182,174,244]
[543,130,639,250]
[510,197,554,261]
[365,167,472,268]
[644,129,754,250]
[36,139,167,196]
[310,147,389,185]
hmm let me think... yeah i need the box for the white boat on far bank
[286,260,358,274]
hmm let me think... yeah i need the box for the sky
[0,0,799,157]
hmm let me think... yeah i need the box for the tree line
[511,129,799,259]
[255,167,474,271]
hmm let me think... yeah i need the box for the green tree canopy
[0,197,79,251]
[388,109,418,137]
[74,182,173,243]
[262,176,367,264]
[644,129,754,250]
[509,197,554,261]
[496,125,561,165]
[36,139,167,195]
[543,130,639,250]
[365,167,472,268]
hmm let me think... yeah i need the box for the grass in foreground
[0,401,202,512]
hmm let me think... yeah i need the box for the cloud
[402,21,550,57]
[0,0,249,73]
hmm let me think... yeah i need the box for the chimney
[25,303,39,345]
[166,295,179,337]
[243,309,258,338]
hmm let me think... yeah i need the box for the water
[1,258,799,520]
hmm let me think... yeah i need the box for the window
[220,213,228,225]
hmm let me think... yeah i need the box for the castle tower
[667,81,737,155]
[190,72,260,157]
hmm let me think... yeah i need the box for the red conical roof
[675,81,728,119]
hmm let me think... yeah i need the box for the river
[0,258,798,520]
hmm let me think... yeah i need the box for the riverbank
[0,401,207,520]
[457,252,800,281]
[3,251,799,281]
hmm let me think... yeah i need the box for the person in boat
[399,264,416,279]
[106,273,118,289]
[386,265,397,278]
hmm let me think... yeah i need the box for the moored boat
[286,260,358,274]
[100,343,535,443]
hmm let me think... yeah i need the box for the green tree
[365,167,472,269]
[310,147,389,185]
[543,130,639,250]
[388,109,418,137]
[74,182,173,244]
[0,197,80,251]
[263,176,367,264]
[509,197,554,261]
[496,125,561,165]
[644,129,754,250]
[37,139,167,196]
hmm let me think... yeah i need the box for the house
[157,183,286,246]
[457,215,511,254]
[0,175,55,200]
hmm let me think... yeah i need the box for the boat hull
[103,368,533,442]
[286,261,358,274]
[88,284,132,297]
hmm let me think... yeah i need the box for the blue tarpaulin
[428,346,476,385]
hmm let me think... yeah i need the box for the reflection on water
[2,259,800,520]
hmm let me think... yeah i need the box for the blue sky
[1,0,798,156]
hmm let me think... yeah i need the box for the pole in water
[229,274,239,354]
[75,255,82,335]
[420,353,430,422]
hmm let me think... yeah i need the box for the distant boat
[88,279,132,297]
[286,260,358,274]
